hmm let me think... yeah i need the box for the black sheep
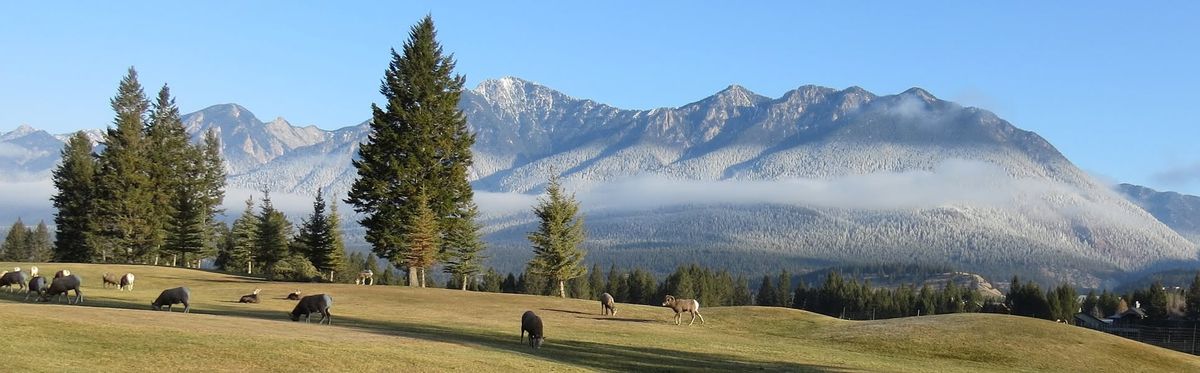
[520,310,545,349]
[0,270,28,292]
[152,287,191,313]
[290,294,333,324]
[40,274,83,304]
[24,276,47,301]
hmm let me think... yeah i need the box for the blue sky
[2,2,1198,194]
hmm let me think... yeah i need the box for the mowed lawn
[1,262,1198,372]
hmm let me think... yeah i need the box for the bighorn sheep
[239,289,262,303]
[54,269,71,279]
[25,275,47,301]
[286,290,302,300]
[119,273,135,291]
[520,311,545,349]
[102,273,120,288]
[41,274,83,304]
[355,270,374,285]
[0,270,28,292]
[152,287,191,313]
[662,295,705,325]
[29,266,38,278]
[601,292,617,316]
[290,294,333,324]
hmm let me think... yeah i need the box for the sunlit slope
[1,262,1197,372]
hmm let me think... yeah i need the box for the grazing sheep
[25,276,47,301]
[662,295,705,325]
[1,270,29,292]
[40,274,83,304]
[601,292,617,316]
[286,290,302,300]
[520,311,545,349]
[289,294,333,324]
[152,287,191,313]
[54,269,71,279]
[239,289,262,303]
[119,273,135,291]
[29,266,38,278]
[102,273,120,288]
[355,270,374,285]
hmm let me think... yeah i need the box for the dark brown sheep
[520,310,545,349]
[286,290,302,300]
[239,289,261,303]
[102,273,120,288]
[662,295,705,325]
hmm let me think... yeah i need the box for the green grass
[1,262,1198,372]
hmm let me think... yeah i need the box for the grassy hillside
[1,262,1198,372]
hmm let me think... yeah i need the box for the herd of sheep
[1,266,706,350]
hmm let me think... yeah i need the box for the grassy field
[1,262,1198,372]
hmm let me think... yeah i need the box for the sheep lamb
[290,294,333,324]
[286,290,302,300]
[520,310,545,349]
[102,273,120,288]
[152,287,191,313]
[600,292,617,316]
[119,273,135,291]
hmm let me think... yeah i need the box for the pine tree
[733,275,753,306]
[1,219,28,261]
[145,84,191,258]
[347,15,476,285]
[443,202,486,290]
[93,67,156,263]
[228,197,259,273]
[52,131,97,263]
[1146,281,1170,320]
[776,270,792,307]
[28,221,52,262]
[403,191,440,287]
[1187,273,1200,320]
[296,189,337,276]
[256,192,293,277]
[325,197,347,281]
[198,129,227,245]
[756,275,777,306]
[587,264,605,298]
[527,175,587,298]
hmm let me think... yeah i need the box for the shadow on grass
[589,316,657,323]
[1,293,851,372]
[540,308,594,316]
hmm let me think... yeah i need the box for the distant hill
[2,78,1197,285]
[1117,183,1200,243]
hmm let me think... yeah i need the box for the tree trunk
[420,268,427,288]
[171,254,177,267]
[154,256,159,266]
[408,267,419,287]
[559,280,567,298]
[461,274,468,291]
[247,260,253,274]
[330,270,335,282]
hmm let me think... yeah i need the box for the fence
[1082,323,1200,355]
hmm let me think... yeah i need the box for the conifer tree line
[0,219,53,262]
[50,67,226,266]
[211,190,351,282]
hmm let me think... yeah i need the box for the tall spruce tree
[297,189,342,279]
[527,175,587,298]
[1,219,28,261]
[52,131,96,262]
[228,196,259,273]
[146,84,191,259]
[326,199,347,281]
[443,202,486,290]
[255,191,293,276]
[347,15,476,285]
[198,129,227,250]
[404,191,440,287]
[28,221,52,262]
[93,67,156,263]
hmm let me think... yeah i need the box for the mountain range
[2,77,1198,286]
